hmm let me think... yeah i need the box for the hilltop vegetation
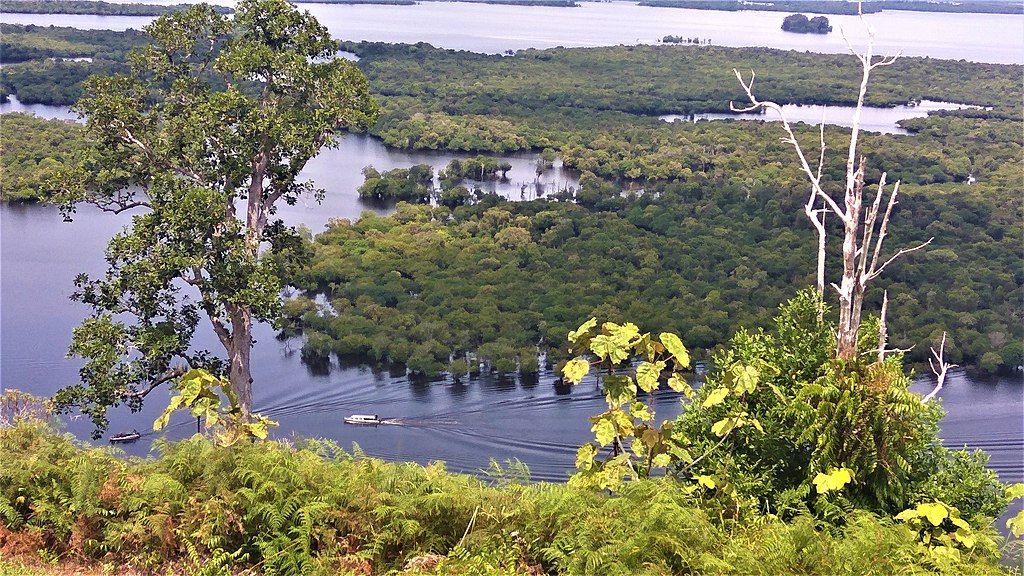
[0,417,1017,575]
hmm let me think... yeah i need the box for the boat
[109,430,141,443]
[344,414,381,425]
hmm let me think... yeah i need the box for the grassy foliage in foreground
[0,422,1016,575]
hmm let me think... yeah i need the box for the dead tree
[731,21,931,361]
[923,332,956,402]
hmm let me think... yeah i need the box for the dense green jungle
[2,26,1021,374]
[0,0,234,16]
[1,10,1024,576]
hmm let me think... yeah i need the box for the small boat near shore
[109,430,141,443]
[344,414,382,425]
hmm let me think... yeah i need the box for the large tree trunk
[836,161,865,360]
[227,306,254,418]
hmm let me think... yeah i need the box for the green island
[0,0,233,15]
[781,14,832,34]
[1,3,1023,572]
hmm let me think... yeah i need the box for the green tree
[51,0,377,434]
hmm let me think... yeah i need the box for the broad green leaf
[812,467,854,493]
[659,332,690,368]
[590,335,630,364]
[895,508,918,522]
[568,317,597,344]
[749,417,764,434]
[247,421,269,440]
[1006,483,1024,500]
[605,322,640,348]
[562,358,591,384]
[730,364,759,394]
[576,443,597,469]
[636,361,664,393]
[1007,509,1024,538]
[630,439,646,458]
[916,502,949,527]
[667,374,693,399]
[702,387,729,409]
[630,401,652,421]
[711,417,735,437]
[956,532,976,549]
[670,444,693,464]
[602,375,636,407]
[697,475,716,489]
[652,453,671,467]
[949,516,970,530]
[610,408,635,435]
[593,418,616,446]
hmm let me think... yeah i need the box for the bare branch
[124,365,189,399]
[864,238,933,282]
[877,290,888,363]
[923,333,957,403]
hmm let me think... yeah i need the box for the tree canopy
[50,0,378,434]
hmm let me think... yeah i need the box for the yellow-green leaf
[956,532,976,549]
[895,508,918,522]
[730,364,759,394]
[652,453,671,467]
[593,418,616,446]
[1007,509,1024,538]
[605,322,640,348]
[697,475,716,489]
[568,317,597,344]
[916,502,950,527]
[812,467,854,493]
[711,417,735,437]
[702,387,729,409]
[749,417,764,434]
[1006,483,1024,500]
[659,332,690,368]
[575,443,597,469]
[636,361,664,393]
[667,374,693,399]
[562,358,591,384]
[590,335,629,364]
[630,401,652,421]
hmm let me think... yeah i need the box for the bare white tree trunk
[732,19,931,360]
[923,332,956,403]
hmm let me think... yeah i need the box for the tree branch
[863,238,933,282]
[123,365,189,399]
[923,333,957,403]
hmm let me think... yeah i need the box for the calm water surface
[1,3,1021,64]
[661,100,989,135]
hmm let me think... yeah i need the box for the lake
[1,2,1022,64]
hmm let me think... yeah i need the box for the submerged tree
[732,22,930,360]
[52,0,378,434]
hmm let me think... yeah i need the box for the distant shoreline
[0,0,234,15]
[637,0,1023,16]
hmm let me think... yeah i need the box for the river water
[1,2,1022,64]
